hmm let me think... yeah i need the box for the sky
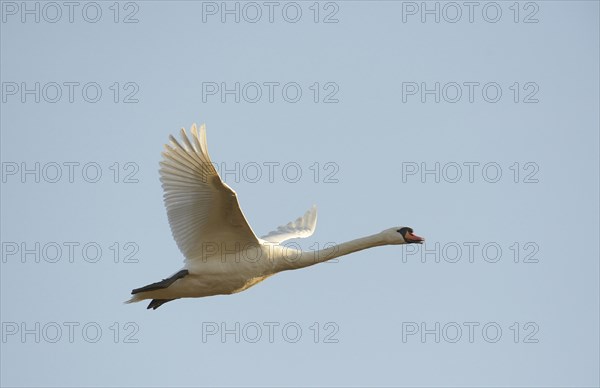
[1,1,599,387]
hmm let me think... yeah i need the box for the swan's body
[127,123,424,309]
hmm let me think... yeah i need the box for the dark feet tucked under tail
[147,299,175,310]
[131,269,189,295]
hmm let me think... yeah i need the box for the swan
[127,123,424,309]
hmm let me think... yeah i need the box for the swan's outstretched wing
[160,124,259,261]
[261,205,317,244]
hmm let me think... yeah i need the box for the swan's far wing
[261,205,317,244]
[160,124,259,261]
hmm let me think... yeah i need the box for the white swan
[127,123,424,309]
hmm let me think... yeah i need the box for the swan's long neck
[275,233,387,272]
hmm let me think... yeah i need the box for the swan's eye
[397,227,410,235]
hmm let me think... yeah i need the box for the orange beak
[406,232,424,243]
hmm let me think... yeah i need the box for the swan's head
[382,227,424,245]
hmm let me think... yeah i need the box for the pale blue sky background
[1,1,599,387]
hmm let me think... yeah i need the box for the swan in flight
[127,123,424,309]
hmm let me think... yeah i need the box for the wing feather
[160,123,259,261]
[261,205,318,244]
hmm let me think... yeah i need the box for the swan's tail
[124,294,175,310]
[124,294,145,304]
[124,269,189,309]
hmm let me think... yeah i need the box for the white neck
[274,232,388,273]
